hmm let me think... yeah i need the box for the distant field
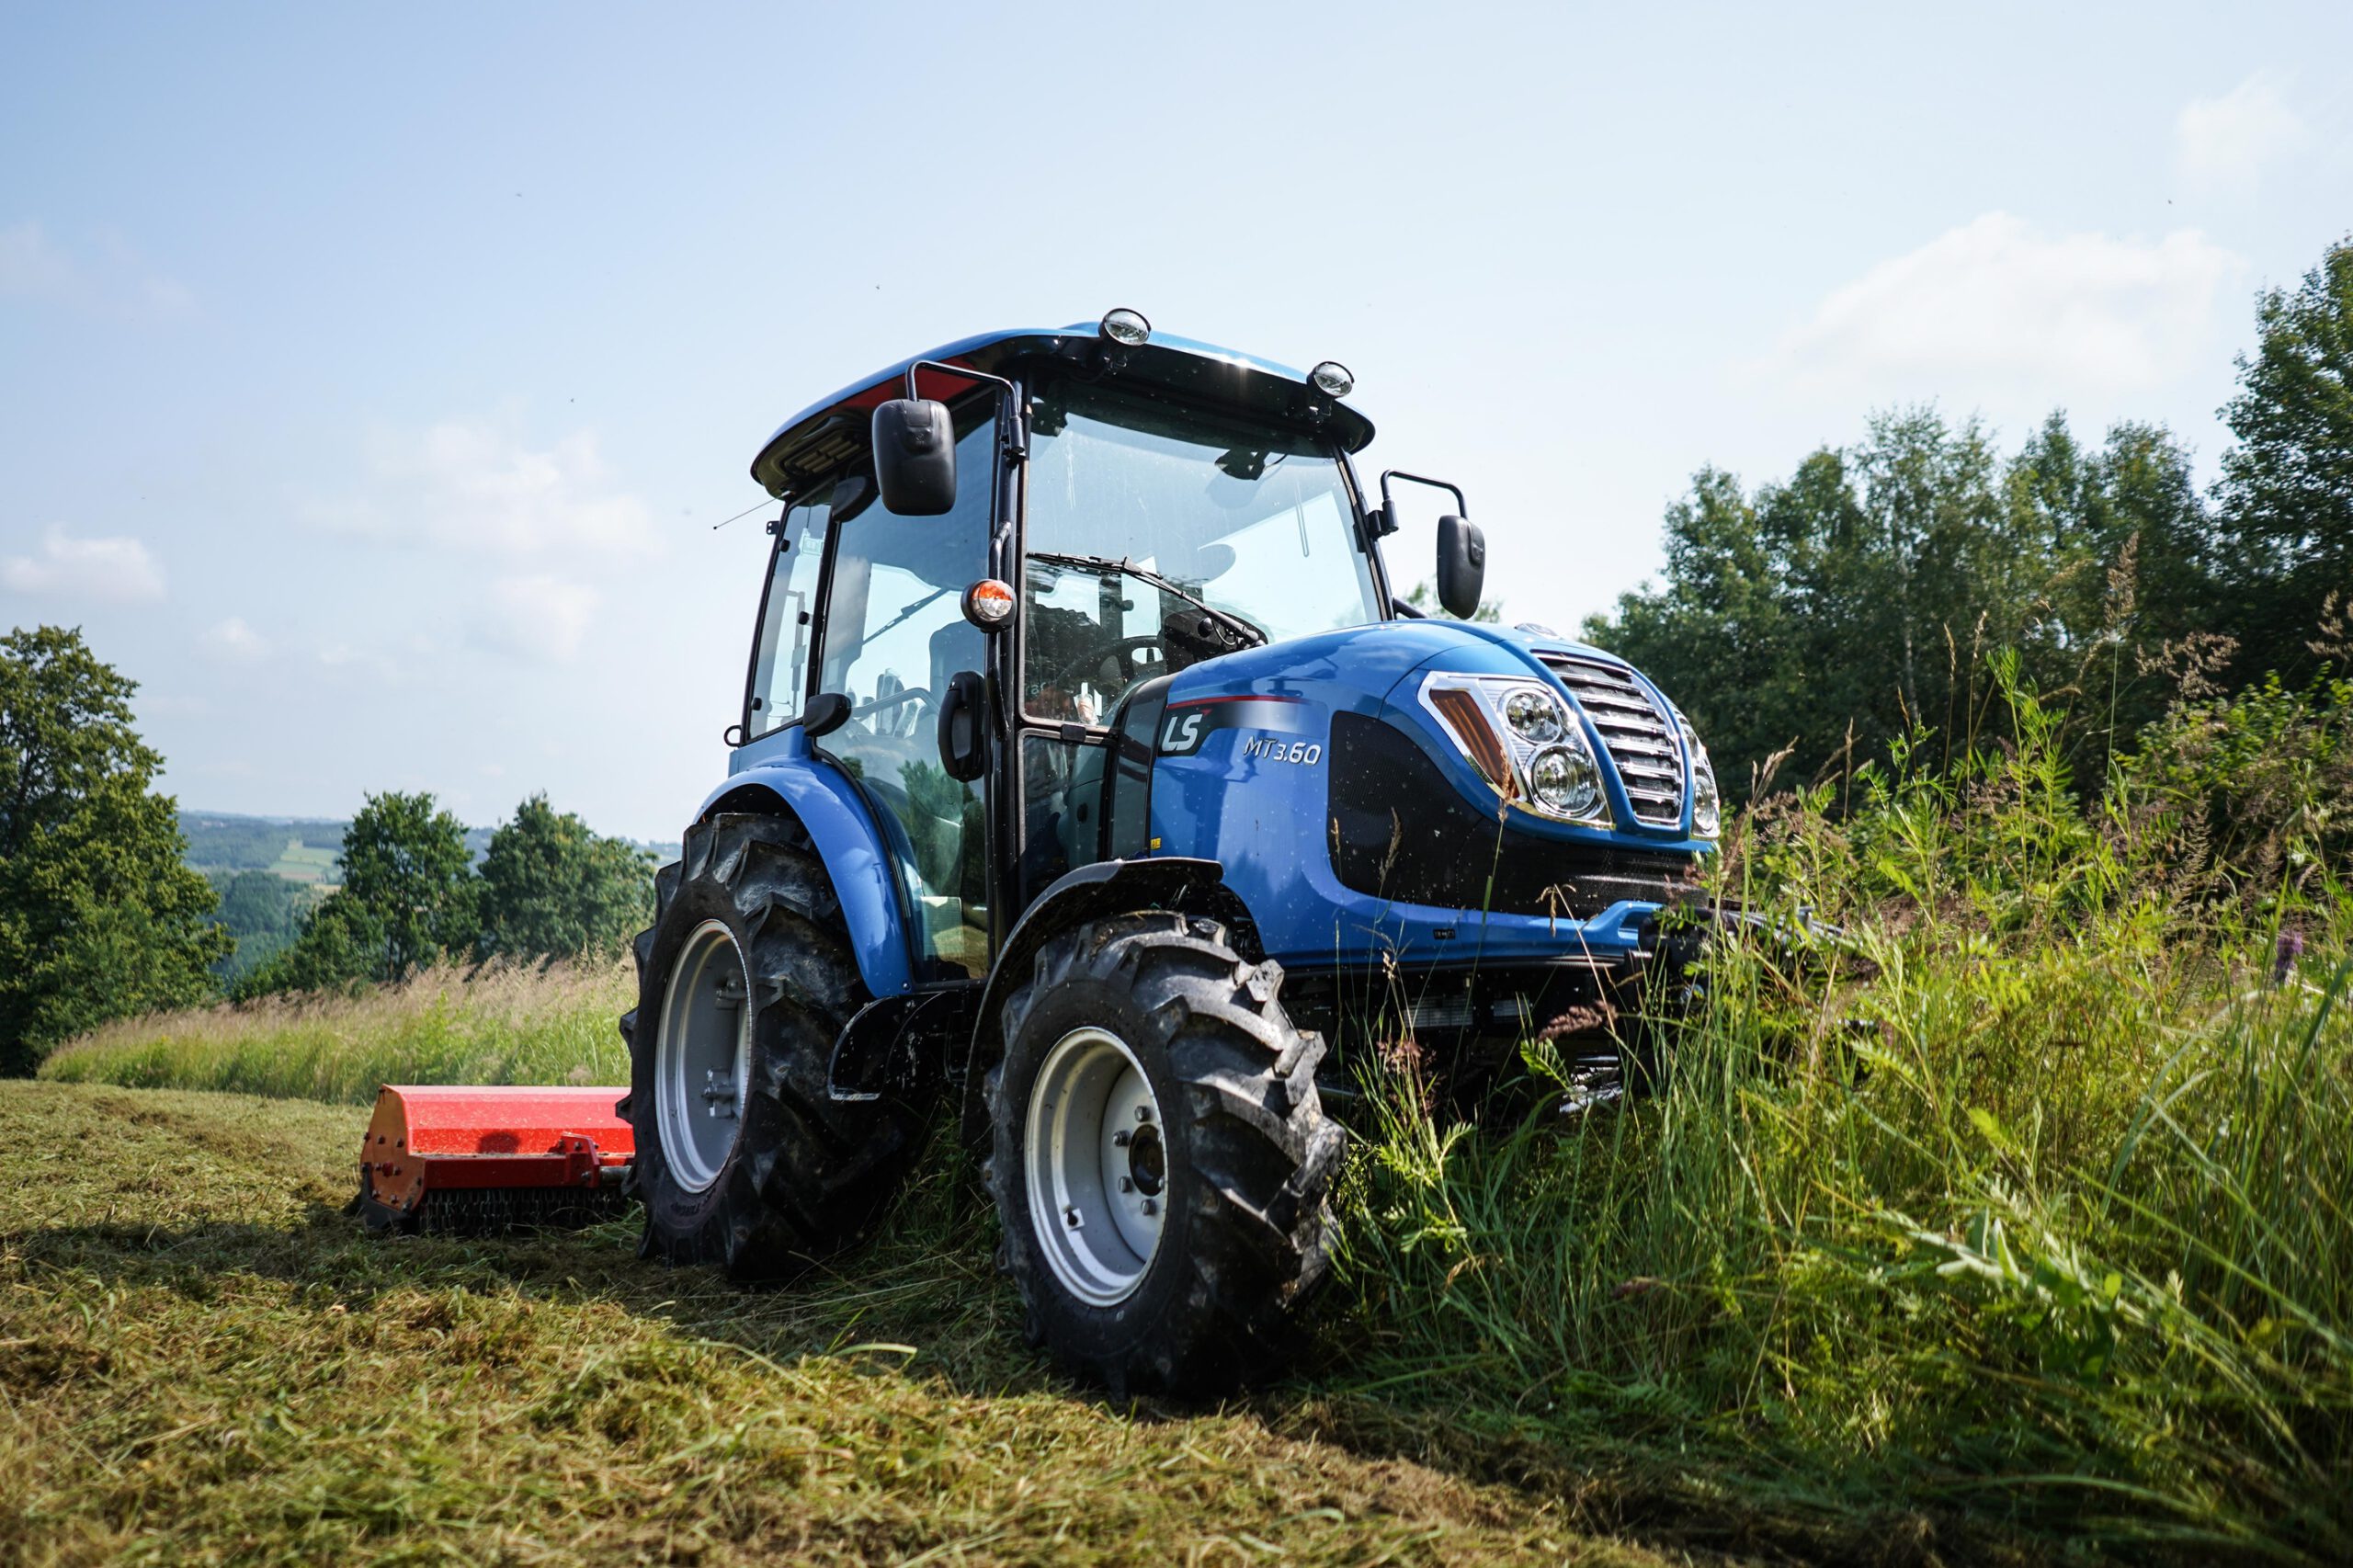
[178,812,350,878]
[264,840,341,883]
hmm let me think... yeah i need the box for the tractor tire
[620,812,926,1284]
[983,911,1345,1396]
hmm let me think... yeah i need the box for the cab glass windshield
[1022,378,1381,722]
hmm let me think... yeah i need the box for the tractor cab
[724,312,1483,983]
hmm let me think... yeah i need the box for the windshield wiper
[1028,551,1267,649]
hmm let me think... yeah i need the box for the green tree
[475,793,653,960]
[1586,410,2212,800]
[205,869,313,982]
[2214,233,2353,682]
[252,790,474,991]
[237,893,387,998]
[0,626,229,1074]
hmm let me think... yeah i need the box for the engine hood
[1151,616,1662,714]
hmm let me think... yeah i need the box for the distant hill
[176,810,681,888]
[179,812,352,883]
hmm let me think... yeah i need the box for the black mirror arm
[725,690,851,746]
[903,360,1024,464]
[1377,470,1470,536]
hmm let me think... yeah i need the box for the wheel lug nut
[1135,1105,1153,1123]
[1112,1130,1131,1147]
[1141,1198,1158,1216]
[1119,1176,1133,1193]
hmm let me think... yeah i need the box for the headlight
[1504,687,1564,744]
[1680,719,1721,837]
[1530,744,1601,817]
[1419,673,1608,824]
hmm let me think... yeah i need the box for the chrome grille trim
[1538,654,1687,826]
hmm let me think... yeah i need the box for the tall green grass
[39,959,632,1102]
[1329,671,2353,1560]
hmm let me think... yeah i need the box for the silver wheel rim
[654,919,751,1193]
[1024,1026,1166,1307]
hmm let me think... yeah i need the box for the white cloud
[316,642,404,682]
[2,526,166,602]
[2177,74,2306,189]
[1773,213,2242,397]
[201,616,269,662]
[0,221,77,297]
[0,219,192,315]
[315,418,661,565]
[479,574,601,662]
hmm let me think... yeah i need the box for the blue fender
[956,856,1238,1150]
[694,727,915,1000]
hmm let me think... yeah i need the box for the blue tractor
[621,310,1721,1395]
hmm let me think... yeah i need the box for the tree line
[233,789,653,998]
[1586,233,2353,800]
[0,621,651,1074]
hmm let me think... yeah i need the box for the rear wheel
[984,912,1345,1396]
[620,812,926,1283]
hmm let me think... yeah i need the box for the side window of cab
[745,490,833,737]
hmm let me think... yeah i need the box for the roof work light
[1099,307,1152,347]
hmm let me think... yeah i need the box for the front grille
[1539,655,1687,827]
[1327,713,1704,915]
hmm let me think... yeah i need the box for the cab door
[740,404,999,982]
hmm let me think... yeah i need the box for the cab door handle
[938,669,988,782]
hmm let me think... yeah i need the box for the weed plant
[1326,664,2353,1561]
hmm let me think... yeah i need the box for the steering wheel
[854,685,934,736]
[1040,635,1165,698]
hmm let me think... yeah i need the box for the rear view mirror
[1436,515,1486,619]
[871,398,956,516]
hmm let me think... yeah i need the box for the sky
[3,2,2348,840]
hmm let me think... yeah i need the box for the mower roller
[352,1085,633,1234]
[358,309,1728,1395]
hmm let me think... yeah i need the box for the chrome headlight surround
[1417,672,1608,825]
[1678,717,1721,837]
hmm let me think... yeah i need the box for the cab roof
[749,323,1377,499]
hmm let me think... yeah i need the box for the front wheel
[983,912,1345,1396]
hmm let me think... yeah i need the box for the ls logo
[1156,697,1313,758]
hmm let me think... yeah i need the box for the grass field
[0,1080,1669,1567]
[28,674,2353,1563]
[265,841,340,885]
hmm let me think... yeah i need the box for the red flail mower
[352,1085,634,1233]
